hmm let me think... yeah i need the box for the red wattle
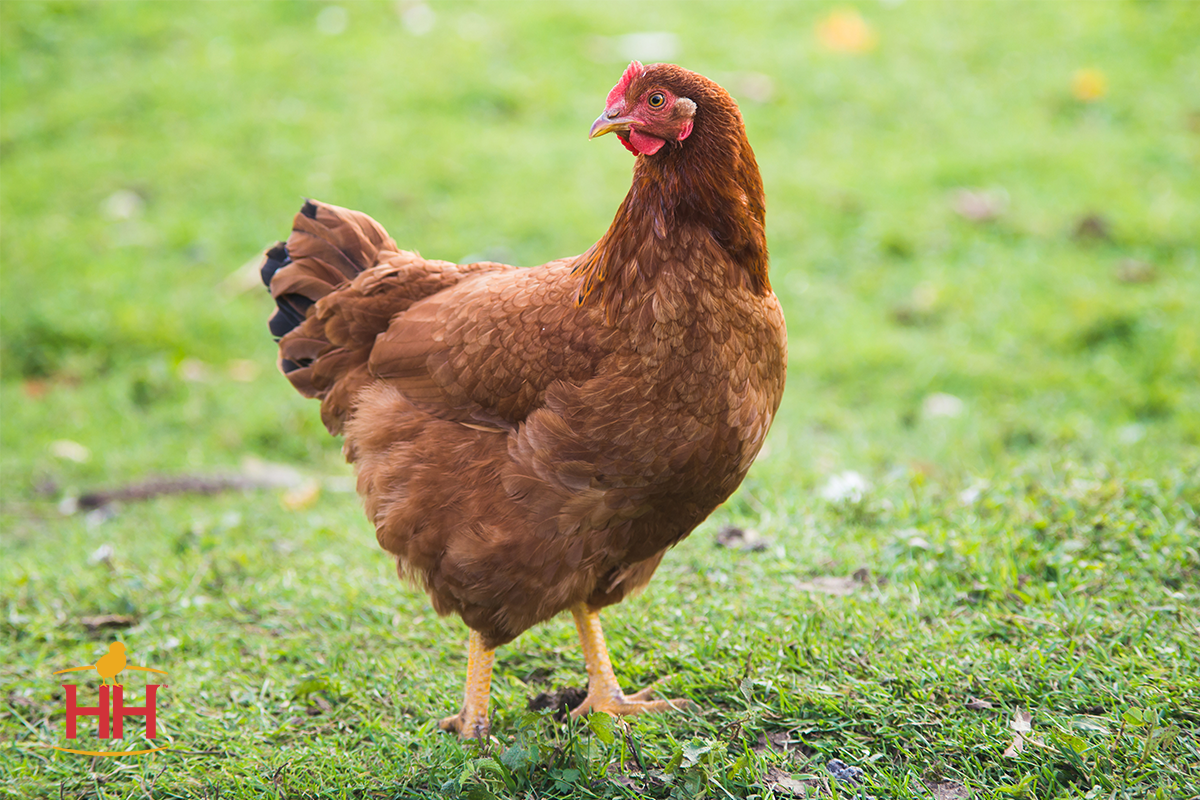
[629,129,665,156]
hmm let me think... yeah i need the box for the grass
[2,1,1198,797]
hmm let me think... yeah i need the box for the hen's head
[582,61,768,298]
[589,61,709,157]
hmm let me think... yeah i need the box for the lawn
[1,1,1198,798]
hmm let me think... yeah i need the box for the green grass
[2,1,1198,797]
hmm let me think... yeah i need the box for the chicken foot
[569,603,691,718]
[439,629,495,740]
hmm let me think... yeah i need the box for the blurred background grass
[2,0,1197,493]
[0,1,1195,494]
[2,1,1198,797]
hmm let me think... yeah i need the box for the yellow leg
[570,603,690,718]
[438,630,495,740]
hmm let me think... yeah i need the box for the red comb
[606,61,644,109]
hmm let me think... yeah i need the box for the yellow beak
[589,112,636,139]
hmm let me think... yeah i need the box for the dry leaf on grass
[925,779,972,799]
[815,9,877,53]
[1115,259,1156,284]
[282,480,321,511]
[732,72,775,104]
[305,694,333,716]
[764,766,820,797]
[753,729,811,763]
[1073,213,1111,242]
[795,576,858,596]
[88,543,115,566]
[890,283,941,326]
[22,379,48,399]
[80,614,137,632]
[1071,68,1107,102]
[923,392,965,419]
[715,525,770,552]
[50,439,91,464]
[608,772,643,792]
[754,730,790,753]
[5,693,36,710]
[1003,707,1034,756]
[952,188,1008,222]
[819,470,869,502]
[227,359,262,382]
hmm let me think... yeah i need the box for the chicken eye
[647,92,666,109]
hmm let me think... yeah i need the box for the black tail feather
[263,236,316,341]
[261,242,290,286]
[263,200,395,408]
[268,294,314,339]
[280,357,309,374]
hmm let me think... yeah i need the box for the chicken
[259,61,787,739]
[94,641,126,686]
[52,641,167,684]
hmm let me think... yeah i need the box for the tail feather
[264,200,397,342]
[260,242,291,286]
[260,200,399,432]
[261,198,515,435]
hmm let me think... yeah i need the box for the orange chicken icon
[94,642,127,685]
[53,641,165,685]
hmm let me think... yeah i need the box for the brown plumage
[260,62,787,738]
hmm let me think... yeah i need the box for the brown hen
[260,62,787,739]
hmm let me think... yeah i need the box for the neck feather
[573,106,769,315]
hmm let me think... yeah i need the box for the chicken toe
[570,680,692,718]
[570,604,691,719]
[439,707,490,740]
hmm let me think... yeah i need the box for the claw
[439,707,490,740]
[570,604,691,720]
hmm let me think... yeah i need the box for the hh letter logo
[52,642,169,756]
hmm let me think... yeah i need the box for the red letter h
[63,685,109,738]
[62,685,158,739]
[111,685,158,738]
